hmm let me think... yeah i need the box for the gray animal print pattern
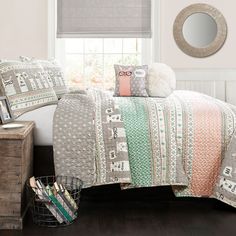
[53,90,131,188]
[19,56,68,99]
[36,60,68,99]
[214,129,236,207]
[0,60,58,117]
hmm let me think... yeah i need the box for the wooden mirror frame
[173,3,227,58]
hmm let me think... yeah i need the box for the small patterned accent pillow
[20,56,68,99]
[0,60,58,117]
[114,65,149,97]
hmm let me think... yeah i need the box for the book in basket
[52,182,77,219]
[59,184,78,210]
[36,180,71,223]
[30,177,78,224]
[45,185,74,223]
[29,177,64,224]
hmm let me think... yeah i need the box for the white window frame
[47,0,161,67]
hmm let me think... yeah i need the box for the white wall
[0,0,48,59]
[156,0,236,105]
[0,0,236,104]
[160,0,236,69]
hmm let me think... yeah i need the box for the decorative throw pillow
[148,63,176,97]
[20,56,68,99]
[114,65,149,97]
[0,60,58,117]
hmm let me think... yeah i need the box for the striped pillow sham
[0,60,58,117]
[20,56,68,99]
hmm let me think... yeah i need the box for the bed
[16,89,236,208]
[16,105,56,145]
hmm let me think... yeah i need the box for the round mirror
[173,4,227,58]
[183,13,217,48]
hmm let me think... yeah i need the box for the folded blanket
[53,89,236,207]
[53,90,131,187]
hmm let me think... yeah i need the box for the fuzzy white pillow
[148,63,176,97]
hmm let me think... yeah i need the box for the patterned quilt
[53,89,236,208]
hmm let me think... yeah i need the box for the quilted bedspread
[53,89,236,207]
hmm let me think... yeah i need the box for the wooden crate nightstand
[0,121,34,230]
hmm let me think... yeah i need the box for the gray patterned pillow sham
[0,60,58,117]
[114,65,149,97]
[20,56,68,99]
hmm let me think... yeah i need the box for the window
[53,0,154,90]
[58,38,147,90]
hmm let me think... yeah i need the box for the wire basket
[27,175,83,227]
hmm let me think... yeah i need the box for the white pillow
[148,63,176,97]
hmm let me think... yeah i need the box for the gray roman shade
[57,0,151,38]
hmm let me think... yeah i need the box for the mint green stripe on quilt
[117,97,152,186]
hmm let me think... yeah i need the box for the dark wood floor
[1,186,236,236]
